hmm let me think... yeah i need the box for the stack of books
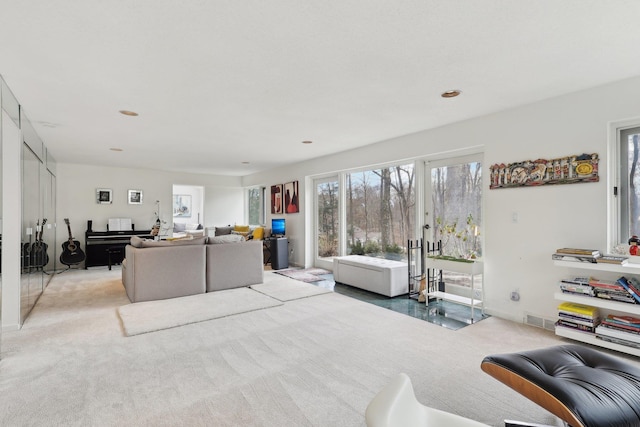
[559,277,594,297]
[596,315,640,349]
[556,301,601,333]
[552,248,601,263]
[596,255,628,265]
[590,277,636,303]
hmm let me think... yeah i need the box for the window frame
[608,118,640,251]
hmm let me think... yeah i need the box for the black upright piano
[85,229,152,268]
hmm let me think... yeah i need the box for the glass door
[425,155,483,259]
[424,154,483,315]
[314,176,340,270]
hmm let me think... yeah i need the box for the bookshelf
[553,259,640,274]
[554,260,640,356]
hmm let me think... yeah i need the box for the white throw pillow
[209,235,244,244]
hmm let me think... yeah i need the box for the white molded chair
[365,373,490,427]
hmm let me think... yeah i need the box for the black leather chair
[481,344,640,427]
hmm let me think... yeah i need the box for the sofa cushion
[206,241,263,291]
[185,223,201,231]
[252,226,265,240]
[215,226,233,236]
[124,244,207,303]
[209,234,244,244]
[173,222,186,232]
[234,224,250,233]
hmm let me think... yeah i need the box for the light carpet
[5,268,640,426]
[118,287,283,336]
[273,267,332,282]
[251,271,333,301]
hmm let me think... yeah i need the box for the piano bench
[106,246,123,270]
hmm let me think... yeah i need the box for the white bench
[333,255,408,297]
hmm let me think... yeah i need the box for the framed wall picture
[270,184,283,214]
[284,181,299,213]
[96,188,113,204]
[173,194,192,217]
[128,189,143,204]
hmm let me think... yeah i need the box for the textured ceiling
[1,1,640,176]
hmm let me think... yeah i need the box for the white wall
[56,164,244,247]
[243,75,640,324]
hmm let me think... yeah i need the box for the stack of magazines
[552,248,601,263]
[590,277,636,303]
[596,315,640,349]
[559,277,594,297]
[556,301,600,333]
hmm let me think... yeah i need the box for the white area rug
[251,274,332,301]
[117,287,283,336]
[273,267,332,282]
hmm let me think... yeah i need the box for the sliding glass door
[424,154,483,299]
[425,155,482,258]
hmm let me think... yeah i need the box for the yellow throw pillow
[252,227,264,240]
[234,225,250,233]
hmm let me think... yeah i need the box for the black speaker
[87,220,93,232]
[270,237,289,270]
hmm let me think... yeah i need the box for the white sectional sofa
[333,255,408,297]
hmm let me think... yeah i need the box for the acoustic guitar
[60,218,86,266]
[31,218,49,268]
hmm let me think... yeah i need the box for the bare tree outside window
[248,187,263,226]
[346,164,415,260]
[317,180,340,258]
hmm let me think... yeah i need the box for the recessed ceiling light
[119,110,139,116]
[302,140,313,144]
[110,148,123,152]
[242,161,250,164]
[441,90,461,98]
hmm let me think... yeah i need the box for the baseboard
[2,322,21,332]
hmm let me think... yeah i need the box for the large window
[619,126,640,242]
[346,164,415,260]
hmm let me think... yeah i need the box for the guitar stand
[56,263,82,274]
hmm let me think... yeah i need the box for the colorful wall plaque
[490,153,599,189]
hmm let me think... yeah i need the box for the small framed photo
[128,189,143,205]
[96,188,113,204]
